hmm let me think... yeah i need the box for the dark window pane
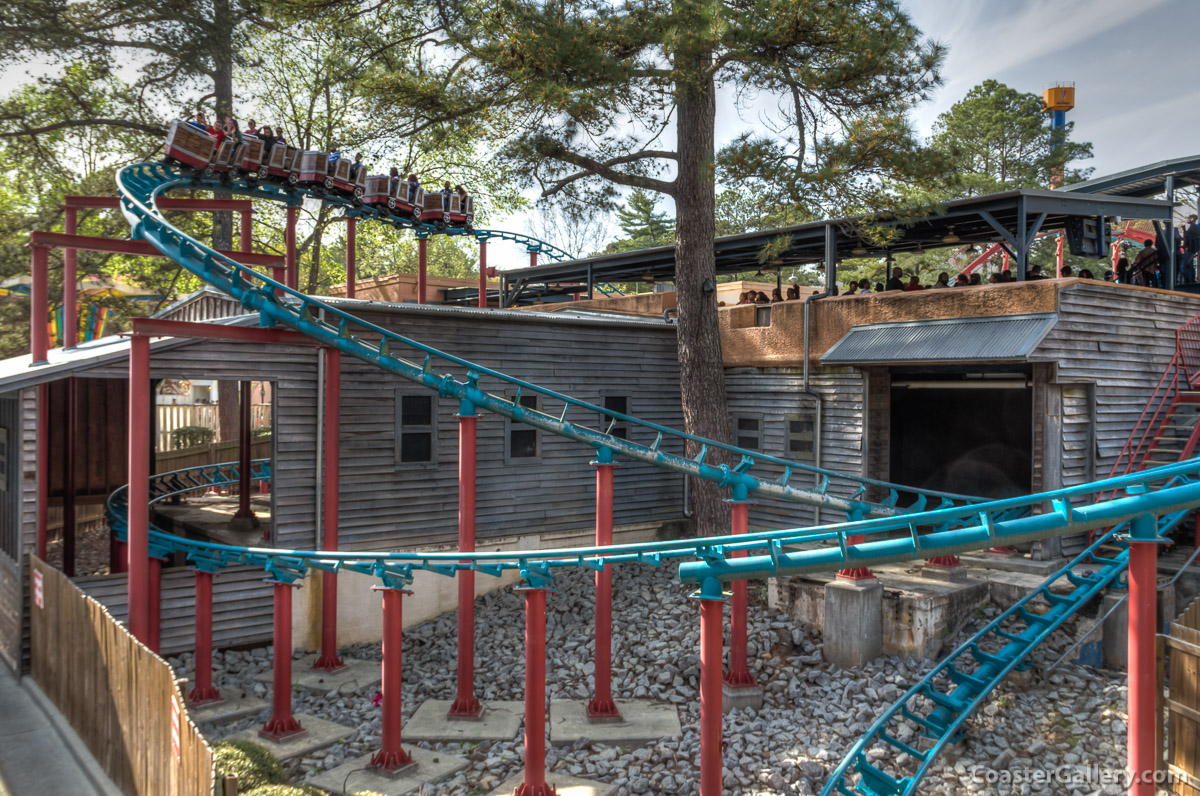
[511,428,538,458]
[737,417,760,432]
[611,426,628,440]
[401,395,432,427]
[789,438,812,454]
[737,434,760,450]
[604,396,628,415]
[519,394,538,410]
[400,432,432,462]
[790,420,813,434]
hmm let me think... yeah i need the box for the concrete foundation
[253,654,381,697]
[771,564,995,661]
[822,578,883,668]
[310,747,470,795]
[188,688,268,724]
[487,773,616,796]
[404,699,523,743]
[1101,581,1176,671]
[226,714,355,760]
[548,700,682,745]
[722,682,764,712]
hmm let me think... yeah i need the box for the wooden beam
[132,318,318,347]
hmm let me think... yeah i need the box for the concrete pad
[226,714,355,760]
[488,773,616,796]
[189,688,269,724]
[254,654,380,696]
[548,700,681,746]
[722,683,764,712]
[309,747,470,795]
[957,553,1063,576]
[403,699,523,743]
[920,564,969,583]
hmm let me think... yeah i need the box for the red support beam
[233,381,255,524]
[127,334,150,643]
[1127,525,1159,795]
[65,196,254,212]
[698,596,724,796]
[724,499,757,689]
[261,581,304,740]
[131,318,317,347]
[370,587,414,773]
[36,383,48,560]
[314,348,344,672]
[837,534,875,581]
[63,378,77,577]
[30,232,284,268]
[148,557,162,653]
[417,237,428,305]
[286,208,298,291]
[448,411,482,718]
[346,218,356,299]
[188,570,222,705]
[478,241,487,309]
[240,209,253,254]
[64,207,78,349]
[515,586,556,796]
[587,454,620,720]
[31,246,48,364]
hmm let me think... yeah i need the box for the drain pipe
[803,224,838,525]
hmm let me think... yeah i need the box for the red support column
[514,586,556,796]
[698,593,724,796]
[588,450,620,720]
[189,570,222,704]
[63,378,77,577]
[37,383,48,560]
[240,209,253,254]
[1127,514,1160,796]
[127,334,150,642]
[64,207,78,349]
[417,237,428,305]
[346,218,356,299]
[1055,233,1065,277]
[530,251,538,269]
[724,496,757,689]
[837,517,875,580]
[314,348,344,672]
[233,381,256,526]
[449,409,482,717]
[31,246,49,364]
[148,556,162,653]
[261,581,304,740]
[370,586,414,773]
[478,240,487,308]
[285,207,298,291]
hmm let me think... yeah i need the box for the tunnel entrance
[889,367,1032,503]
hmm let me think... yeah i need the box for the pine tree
[615,189,675,245]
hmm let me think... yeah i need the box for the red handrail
[1106,352,1182,482]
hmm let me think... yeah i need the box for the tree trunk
[217,380,239,442]
[211,0,234,251]
[673,19,730,536]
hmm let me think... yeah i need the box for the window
[732,415,762,451]
[600,396,630,440]
[396,392,436,465]
[508,393,540,460]
[787,412,816,459]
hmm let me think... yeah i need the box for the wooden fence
[29,556,214,796]
[157,404,271,451]
[1167,596,1200,795]
[155,438,272,475]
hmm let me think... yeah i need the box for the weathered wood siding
[336,308,686,551]
[0,393,20,671]
[1033,283,1200,489]
[724,367,866,530]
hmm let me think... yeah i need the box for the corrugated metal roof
[821,313,1057,365]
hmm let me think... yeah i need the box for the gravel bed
[173,566,1146,795]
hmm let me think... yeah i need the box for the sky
[491,0,1200,269]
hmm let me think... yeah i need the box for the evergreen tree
[348,0,945,531]
[931,79,1093,195]
[615,189,675,245]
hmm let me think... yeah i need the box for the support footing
[823,577,883,668]
[228,714,354,760]
[549,700,682,745]
[311,748,469,795]
[722,682,765,712]
[404,699,523,742]
[488,774,615,796]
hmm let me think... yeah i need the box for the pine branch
[541,149,677,197]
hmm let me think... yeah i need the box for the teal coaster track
[111,161,1200,794]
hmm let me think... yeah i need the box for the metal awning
[821,313,1057,365]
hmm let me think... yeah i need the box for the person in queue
[885,266,905,291]
[931,271,950,288]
